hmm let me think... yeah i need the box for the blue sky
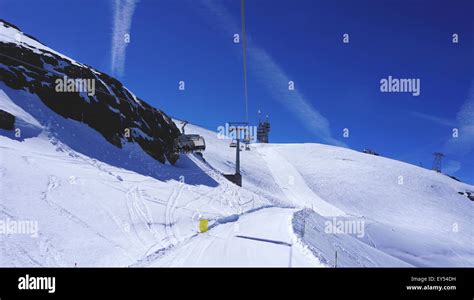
[2,0,473,183]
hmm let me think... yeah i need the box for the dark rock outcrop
[458,191,474,201]
[0,109,15,130]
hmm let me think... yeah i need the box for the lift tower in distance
[432,152,445,173]
[223,122,249,187]
[257,110,270,143]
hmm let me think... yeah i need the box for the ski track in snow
[164,184,181,245]
[125,185,154,250]
[40,175,132,258]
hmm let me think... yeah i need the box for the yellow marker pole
[199,219,208,233]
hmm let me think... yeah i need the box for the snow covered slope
[1,85,473,267]
[171,123,474,267]
[0,86,277,266]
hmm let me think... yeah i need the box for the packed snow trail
[145,207,323,267]
[257,145,345,216]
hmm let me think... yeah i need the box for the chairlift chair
[243,138,251,151]
[173,121,206,154]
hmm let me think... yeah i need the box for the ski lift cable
[241,0,249,124]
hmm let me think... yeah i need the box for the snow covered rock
[0,19,180,164]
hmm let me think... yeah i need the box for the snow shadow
[0,120,41,141]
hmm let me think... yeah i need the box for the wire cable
[241,0,249,123]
